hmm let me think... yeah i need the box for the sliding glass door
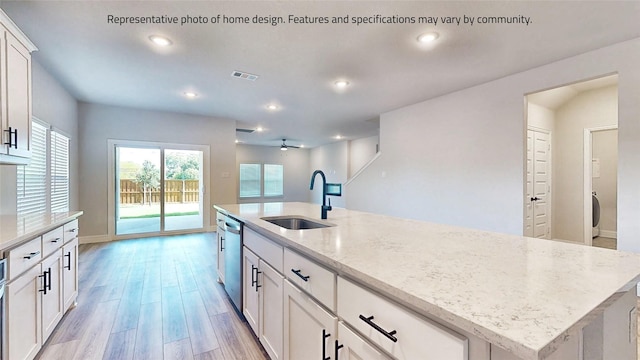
[114,143,205,236]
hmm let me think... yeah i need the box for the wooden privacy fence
[120,179,199,204]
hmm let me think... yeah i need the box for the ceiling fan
[280,139,300,151]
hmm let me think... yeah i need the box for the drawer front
[284,247,336,311]
[244,228,283,273]
[42,226,64,258]
[337,277,468,360]
[63,219,79,242]
[216,212,226,229]
[7,236,42,280]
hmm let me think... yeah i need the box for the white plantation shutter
[50,130,70,212]
[17,121,48,214]
[239,163,261,198]
[263,164,283,197]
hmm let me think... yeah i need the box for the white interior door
[525,129,551,239]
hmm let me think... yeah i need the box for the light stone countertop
[215,202,640,360]
[0,211,83,251]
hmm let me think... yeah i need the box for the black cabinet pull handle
[3,127,17,148]
[334,340,343,360]
[322,329,331,360]
[24,251,40,260]
[291,269,310,282]
[47,267,52,291]
[51,237,61,243]
[251,265,262,291]
[39,269,49,294]
[531,197,540,201]
[220,236,224,251]
[64,251,72,270]
[69,228,77,233]
[359,314,398,343]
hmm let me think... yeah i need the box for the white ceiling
[527,75,619,110]
[3,1,639,148]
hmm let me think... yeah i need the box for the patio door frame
[107,139,211,240]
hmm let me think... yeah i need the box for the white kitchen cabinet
[216,229,225,283]
[5,265,42,360]
[40,251,63,342]
[62,237,78,311]
[243,245,284,360]
[284,279,337,360]
[4,219,81,360]
[259,258,284,360]
[0,10,37,165]
[337,276,468,360]
[336,321,392,360]
[243,246,260,334]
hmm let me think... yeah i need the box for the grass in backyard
[120,211,199,219]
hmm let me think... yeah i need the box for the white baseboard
[79,234,110,244]
[599,230,617,239]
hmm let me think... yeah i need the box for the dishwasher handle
[225,222,241,234]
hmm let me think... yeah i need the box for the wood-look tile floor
[36,233,269,360]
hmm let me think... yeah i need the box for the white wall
[78,102,236,238]
[349,135,379,178]
[527,103,555,132]
[592,129,618,236]
[0,59,78,214]
[346,38,640,256]
[553,86,617,242]
[235,144,310,203]
[309,141,348,208]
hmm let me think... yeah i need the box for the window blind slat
[17,122,47,214]
[51,131,70,212]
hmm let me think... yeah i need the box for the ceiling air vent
[231,70,259,81]
[236,128,255,133]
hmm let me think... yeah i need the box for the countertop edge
[1,211,83,252]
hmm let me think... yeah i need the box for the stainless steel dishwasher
[223,216,243,315]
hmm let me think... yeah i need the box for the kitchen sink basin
[261,216,334,230]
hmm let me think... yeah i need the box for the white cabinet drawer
[337,321,392,360]
[244,228,283,273]
[7,236,42,280]
[41,226,64,258]
[284,247,335,311]
[337,277,468,360]
[63,219,79,242]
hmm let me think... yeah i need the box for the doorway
[108,140,209,239]
[584,127,618,249]
[524,74,618,246]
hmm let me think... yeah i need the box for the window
[17,121,48,214]
[239,164,261,198]
[264,164,283,197]
[239,163,284,198]
[16,119,71,214]
[51,131,70,212]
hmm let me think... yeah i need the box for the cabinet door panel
[41,252,63,342]
[5,29,32,157]
[217,229,225,283]
[6,265,42,360]
[62,237,79,311]
[337,321,391,360]
[260,260,284,360]
[243,246,260,334]
[284,280,337,360]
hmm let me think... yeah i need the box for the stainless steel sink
[261,216,334,230]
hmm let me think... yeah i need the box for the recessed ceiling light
[184,92,197,98]
[267,104,279,111]
[334,80,350,88]
[335,135,342,140]
[256,126,264,132]
[149,35,172,47]
[300,144,305,148]
[417,32,439,43]
[235,139,239,144]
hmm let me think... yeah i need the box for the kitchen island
[215,202,640,360]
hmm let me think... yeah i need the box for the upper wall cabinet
[0,9,37,165]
